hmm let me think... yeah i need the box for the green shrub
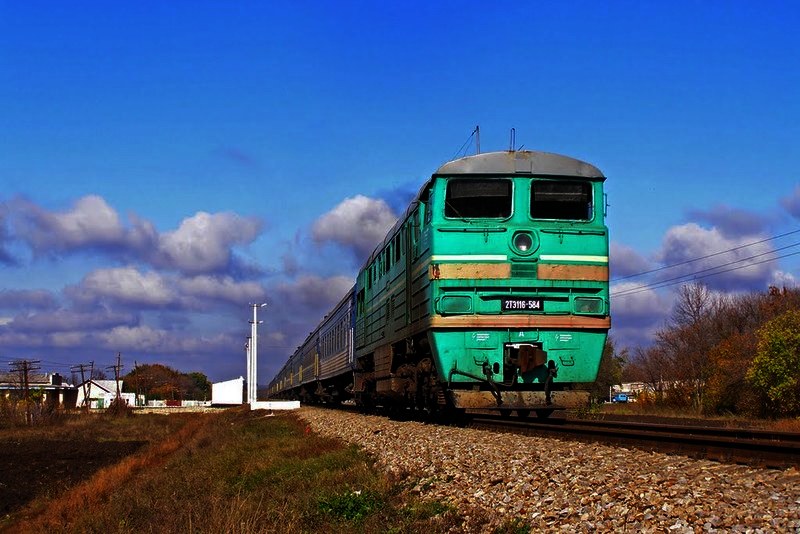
[747,309,800,416]
[318,489,383,521]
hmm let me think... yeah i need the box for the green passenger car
[353,150,609,416]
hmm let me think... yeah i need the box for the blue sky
[2,1,799,383]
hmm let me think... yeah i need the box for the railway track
[309,403,800,467]
[467,415,800,468]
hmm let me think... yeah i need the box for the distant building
[0,372,76,408]
[212,377,244,406]
[75,379,138,409]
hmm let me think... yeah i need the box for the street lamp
[245,336,251,405]
[248,303,267,405]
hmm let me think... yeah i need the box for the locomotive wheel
[516,409,530,419]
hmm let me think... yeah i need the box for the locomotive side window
[445,179,512,218]
[530,180,592,220]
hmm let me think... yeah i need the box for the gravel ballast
[298,407,800,532]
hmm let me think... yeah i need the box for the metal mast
[248,303,266,404]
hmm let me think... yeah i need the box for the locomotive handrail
[437,227,508,233]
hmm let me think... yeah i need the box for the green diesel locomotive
[268,150,609,417]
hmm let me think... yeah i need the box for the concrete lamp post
[248,303,266,405]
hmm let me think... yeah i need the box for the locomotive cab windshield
[444,178,512,219]
[530,180,593,221]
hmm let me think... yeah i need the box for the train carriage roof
[433,150,604,178]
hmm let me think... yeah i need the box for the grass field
[1,408,468,534]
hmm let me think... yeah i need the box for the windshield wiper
[444,200,471,223]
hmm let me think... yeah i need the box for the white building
[75,379,138,409]
[212,376,244,405]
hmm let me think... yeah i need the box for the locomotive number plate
[501,297,543,311]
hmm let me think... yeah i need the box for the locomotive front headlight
[513,232,533,252]
[574,297,604,314]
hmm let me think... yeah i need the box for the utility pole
[134,360,139,407]
[70,362,93,411]
[9,359,41,424]
[106,353,123,407]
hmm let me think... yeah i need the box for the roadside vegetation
[595,283,800,424]
[121,363,212,401]
[3,408,470,533]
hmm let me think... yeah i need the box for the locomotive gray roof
[434,150,605,178]
[361,149,605,269]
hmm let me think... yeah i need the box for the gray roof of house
[0,372,49,384]
[434,150,605,179]
[84,380,122,393]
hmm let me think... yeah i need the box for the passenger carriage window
[445,179,512,218]
[357,289,365,316]
[531,180,592,220]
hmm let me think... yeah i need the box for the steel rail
[467,416,800,468]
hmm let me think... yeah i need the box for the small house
[75,379,137,409]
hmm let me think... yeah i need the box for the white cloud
[8,309,137,333]
[610,242,652,279]
[13,195,126,251]
[154,211,262,274]
[178,275,267,306]
[611,282,668,328]
[656,223,775,290]
[274,274,353,310]
[71,267,176,307]
[781,185,800,219]
[66,267,269,311]
[50,331,88,347]
[8,196,264,275]
[770,270,798,288]
[0,289,57,310]
[312,195,397,259]
[99,325,170,351]
[97,325,236,354]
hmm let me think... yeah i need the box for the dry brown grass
[3,408,462,533]
[10,414,208,533]
[597,401,800,431]
[771,418,800,433]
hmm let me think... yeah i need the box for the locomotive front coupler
[448,366,504,406]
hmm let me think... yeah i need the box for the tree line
[122,363,211,401]
[594,284,800,417]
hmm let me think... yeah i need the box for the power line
[613,249,800,298]
[612,228,800,282]
[613,240,800,296]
